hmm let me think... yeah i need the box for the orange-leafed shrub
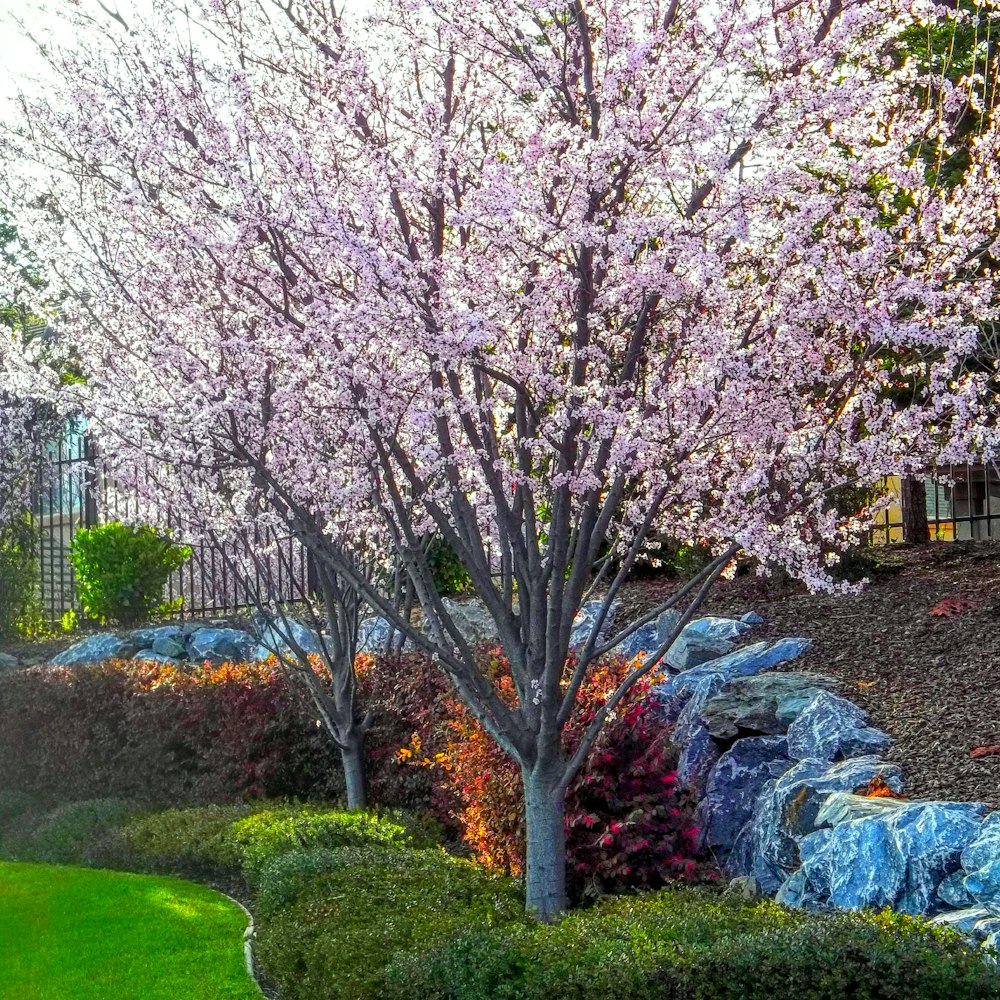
[365,649,704,899]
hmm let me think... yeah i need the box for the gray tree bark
[522,763,567,922]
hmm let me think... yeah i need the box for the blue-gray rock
[677,724,721,800]
[701,671,838,740]
[892,802,987,913]
[975,917,1000,944]
[357,616,396,653]
[930,907,995,935]
[796,801,986,915]
[700,735,790,857]
[666,632,735,671]
[775,867,826,910]
[785,691,892,762]
[569,599,618,651]
[655,608,683,645]
[132,649,183,667]
[50,634,131,666]
[613,621,659,660]
[729,756,903,892]
[128,624,186,648]
[938,870,976,908]
[962,812,1000,909]
[151,635,187,659]
[741,611,765,626]
[683,615,753,642]
[672,673,729,748]
[253,614,325,658]
[815,792,909,828]
[440,598,500,646]
[651,637,813,722]
[187,627,256,666]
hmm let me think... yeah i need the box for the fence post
[82,433,99,529]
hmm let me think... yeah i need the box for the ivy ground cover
[0,861,259,1000]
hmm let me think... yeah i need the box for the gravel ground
[622,542,1000,808]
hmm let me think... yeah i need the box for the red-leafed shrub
[0,658,360,808]
[365,649,705,899]
[356,652,462,836]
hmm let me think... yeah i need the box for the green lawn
[0,861,260,1000]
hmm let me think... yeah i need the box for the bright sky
[0,0,374,115]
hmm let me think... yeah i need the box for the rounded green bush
[382,888,1000,1000]
[122,803,258,874]
[69,521,191,626]
[8,798,140,865]
[229,805,441,875]
[253,845,525,1000]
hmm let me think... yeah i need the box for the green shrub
[3,798,140,866]
[253,845,525,1000]
[122,803,258,874]
[69,521,192,626]
[0,790,35,837]
[0,514,43,638]
[426,534,471,595]
[229,805,441,875]
[383,888,1000,1000]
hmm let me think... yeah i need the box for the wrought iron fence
[870,465,1000,545]
[33,426,315,624]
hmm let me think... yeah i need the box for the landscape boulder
[187,627,256,666]
[676,723,721,800]
[728,755,903,892]
[785,690,891,761]
[151,635,188,660]
[683,615,753,643]
[699,735,790,857]
[666,631,735,672]
[0,652,19,673]
[791,801,987,914]
[50,634,134,666]
[128,624,189,648]
[568,599,619,651]
[651,637,813,722]
[615,620,660,660]
[929,907,997,937]
[440,597,501,647]
[253,614,326,659]
[700,671,838,740]
[938,870,976,909]
[961,812,1000,910]
[133,649,184,667]
[357,616,397,654]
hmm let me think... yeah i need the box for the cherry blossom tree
[3,0,999,918]
[0,212,51,530]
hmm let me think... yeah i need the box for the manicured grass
[0,861,260,1000]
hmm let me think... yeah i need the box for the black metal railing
[33,427,315,624]
[869,465,1000,545]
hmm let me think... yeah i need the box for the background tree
[896,0,999,541]
[2,0,998,919]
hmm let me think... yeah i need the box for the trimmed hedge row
[2,797,998,1000]
[384,892,1000,1000]
[0,659,444,817]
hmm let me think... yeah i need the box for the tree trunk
[340,732,368,811]
[900,476,930,544]
[522,765,567,922]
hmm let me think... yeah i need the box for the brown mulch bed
[621,542,1000,809]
